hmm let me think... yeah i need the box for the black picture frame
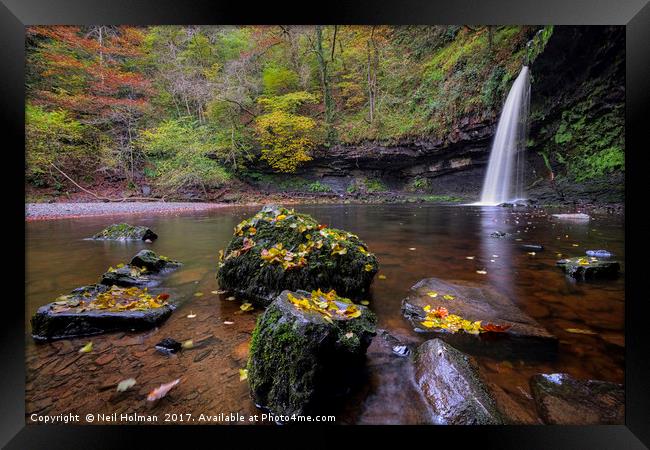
[3,1,649,447]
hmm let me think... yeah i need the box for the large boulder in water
[217,205,378,306]
[530,373,624,424]
[556,256,620,280]
[247,289,376,417]
[31,284,174,341]
[414,339,504,425]
[401,278,557,358]
[92,223,158,241]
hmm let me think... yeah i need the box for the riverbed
[25,204,625,424]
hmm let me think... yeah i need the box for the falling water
[477,66,531,205]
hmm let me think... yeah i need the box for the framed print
[2,0,649,448]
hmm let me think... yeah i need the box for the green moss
[421,194,464,203]
[217,206,379,306]
[307,181,332,193]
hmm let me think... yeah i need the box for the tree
[254,92,318,173]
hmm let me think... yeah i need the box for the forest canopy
[26,25,539,194]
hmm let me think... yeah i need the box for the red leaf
[482,323,512,333]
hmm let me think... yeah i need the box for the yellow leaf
[239,368,248,381]
[565,328,596,335]
[427,291,438,298]
[378,274,387,280]
[240,303,254,312]
[360,300,369,305]
[79,342,93,353]
[194,292,204,297]
[182,340,194,349]
[443,294,455,300]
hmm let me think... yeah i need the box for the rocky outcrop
[530,373,624,424]
[92,223,158,241]
[247,290,376,417]
[414,339,504,425]
[217,205,378,306]
[31,284,174,341]
[402,278,557,358]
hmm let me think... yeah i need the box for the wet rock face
[92,223,158,241]
[530,373,624,424]
[414,339,504,425]
[247,290,376,417]
[556,257,620,280]
[131,250,182,273]
[217,205,378,306]
[31,284,174,341]
[100,251,181,287]
[401,278,557,358]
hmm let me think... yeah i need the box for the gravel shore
[26,202,236,220]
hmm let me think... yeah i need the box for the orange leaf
[482,323,512,333]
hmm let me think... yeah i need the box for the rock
[100,251,181,287]
[92,223,158,241]
[247,289,376,417]
[586,249,613,258]
[414,339,504,424]
[155,338,182,355]
[520,244,544,251]
[100,266,152,287]
[217,205,378,306]
[31,285,174,341]
[141,185,151,196]
[551,213,590,221]
[490,231,509,238]
[401,278,557,358]
[130,250,181,273]
[530,373,624,424]
[556,257,620,280]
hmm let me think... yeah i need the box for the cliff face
[293,26,624,204]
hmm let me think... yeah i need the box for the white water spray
[476,66,531,205]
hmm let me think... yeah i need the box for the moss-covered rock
[31,284,174,341]
[247,289,376,417]
[92,223,158,241]
[130,250,182,273]
[216,205,378,306]
[556,256,620,280]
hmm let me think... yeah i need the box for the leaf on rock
[116,378,136,392]
[79,342,93,353]
[240,303,254,312]
[146,378,180,402]
[565,328,597,335]
[481,323,512,333]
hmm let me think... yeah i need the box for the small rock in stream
[155,338,182,355]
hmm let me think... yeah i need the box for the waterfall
[477,66,531,205]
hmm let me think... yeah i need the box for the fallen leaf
[116,378,136,392]
[409,247,416,251]
[239,368,248,381]
[565,328,596,335]
[527,252,536,256]
[226,296,235,301]
[223,321,234,325]
[572,244,580,247]
[360,300,369,306]
[147,379,180,401]
[465,256,475,260]
[182,340,194,349]
[482,323,512,333]
[427,291,438,298]
[378,274,387,280]
[186,311,197,319]
[212,290,227,295]
[79,342,93,353]
[240,303,254,312]
[476,270,487,275]
[344,332,354,339]
[158,293,170,301]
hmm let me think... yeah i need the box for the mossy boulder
[31,284,174,341]
[556,256,620,280]
[92,223,158,241]
[217,205,378,306]
[247,289,376,417]
[100,251,181,287]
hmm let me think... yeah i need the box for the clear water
[25,204,624,424]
